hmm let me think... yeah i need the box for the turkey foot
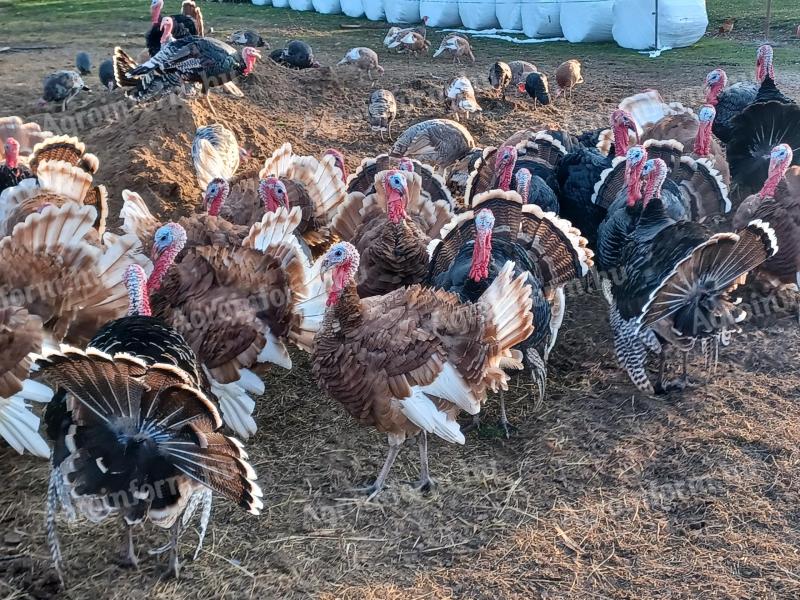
[159,524,182,580]
[350,439,403,501]
[460,414,481,434]
[117,526,139,569]
[412,432,436,493]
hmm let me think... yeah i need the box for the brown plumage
[312,241,534,498]
[346,153,454,209]
[433,35,475,64]
[337,47,384,80]
[332,169,453,297]
[28,135,99,174]
[0,117,53,160]
[181,0,205,36]
[0,159,108,237]
[257,143,347,250]
[390,119,476,171]
[554,59,584,99]
[390,31,430,56]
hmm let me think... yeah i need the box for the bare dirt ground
[2,6,800,599]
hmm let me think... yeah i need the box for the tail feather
[30,135,98,174]
[401,389,464,444]
[0,394,51,457]
[35,160,93,203]
[120,189,161,242]
[638,220,779,332]
[675,155,731,219]
[193,138,225,192]
[113,47,140,88]
[206,373,258,440]
[0,116,53,156]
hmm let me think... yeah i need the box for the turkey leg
[118,523,138,569]
[413,431,435,492]
[350,434,403,501]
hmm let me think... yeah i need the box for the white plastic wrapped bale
[459,0,499,30]
[341,0,365,17]
[385,0,419,24]
[288,0,314,10]
[521,0,562,39]
[272,0,288,8]
[313,0,342,13]
[363,0,385,20]
[612,0,708,50]
[496,0,522,31]
[560,0,613,43]
[421,0,461,27]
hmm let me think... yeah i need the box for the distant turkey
[75,52,92,75]
[114,38,261,114]
[227,30,268,48]
[433,35,474,64]
[444,76,482,122]
[40,264,262,581]
[332,168,453,297]
[192,124,244,193]
[98,59,116,90]
[605,158,778,393]
[270,40,320,69]
[0,138,33,197]
[518,72,551,107]
[367,89,397,140]
[387,31,429,56]
[733,144,800,293]
[312,242,533,499]
[725,45,800,191]
[554,59,584,100]
[488,62,512,99]
[337,47,384,80]
[146,0,202,57]
[428,191,593,434]
[37,71,90,112]
[390,119,476,172]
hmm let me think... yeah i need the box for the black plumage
[556,146,611,250]
[75,51,92,75]
[518,72,551,106]
[146,13,198,57]
[0,159,33,197]
[98,58,116,90]
[270,40,319,69]
[710,81,758,144]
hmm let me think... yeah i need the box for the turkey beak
[320,257,334,274]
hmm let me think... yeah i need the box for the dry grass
[1,2,800,599]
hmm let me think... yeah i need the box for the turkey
[98,59,116,90]
[641,103,731,186]
[143,209,325,437]
[725,45,800,191]
[0,159,107,237]
[704,46,770,144]
[337,47,384,80]
[733,144,800,294]
[115,38,260,114]
[514,167,559,214]
[605,157,778,393]
[387,32,429,56]
[508,61,538,91]
[346,154,454,209]
[0,203,147,456]
[428,191,593,434]
[146,0,202,57]
[384,16,429,51]
[332,168,453,297]
[464,132,565,208]
[26,134,100,175]
[227,30,268,48]
[323,148,348,183]
[391,119,476,172]
[180,0,205,36]
[488,62,512,99]
[554,59,584,100]
[39,266,262,582]
[444,76,482,122]
[367,89,397,140]
[192,124,244,193]
[269,40,320,69]
[617,89,693,134]
[312,242,533,499]
[75,52,92,75]
[37,71,90,112]
[0,117,53,161]
[256,143,348,252]
[433,35,474,64]
[0,138,33,197]
[518,72,551,107]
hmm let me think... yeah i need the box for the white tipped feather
[120,189,159,238]
[0,394,50,457]
[401,389,465,444]
[419,362,480,415]
[258,332,292,369]
[206,374,258,440]
[479,261,535,352]
[35,160,93,203]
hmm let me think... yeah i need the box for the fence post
[654,0,659,50]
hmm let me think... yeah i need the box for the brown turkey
[332,168,453,297]
[312,242,534,499]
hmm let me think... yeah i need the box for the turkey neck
[327,281,363,329]
[759,160,789,199]
[497,161,515,191]
[613,124,631,157]
[148,245,180,292]
[4,146,18,169]
[693,121,712,157]
[469,230,492,282]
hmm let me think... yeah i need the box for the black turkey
[270,40,320,69]
[227,29,269,48]
[114,38,261,114]
[517,72,551,106]
[146,0,201,57]
[0,137,34,196]
[40,264,262,582]
[428,191,593,435]
[704,68,758,144]
[605,158,777,393]
[98,59,116,90]
[75,51,91,75]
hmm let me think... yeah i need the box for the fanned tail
[113,47,139,88]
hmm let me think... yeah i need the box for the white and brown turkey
[427,190,593,435]
[39,264,262,582]
[433,35,475,64]
[337,47,384,80]
[444,76,482,122]
[332,168,453,297]
[488,62,512,99]
[367,89,397,140]
[312,241,533,499]
[0,202,147,457]
[383,16,429,52]
[554,59,584,100]
[227,29,269,48]
[0,151,106,238]
[387,31,429,56]
[192,143,346,254]
[390,119,476,174]
[192,123,247,193]
[345,153,454,210]
[134,206,326,439]
[37,71,90,112]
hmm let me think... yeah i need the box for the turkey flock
[1,0,800,586]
